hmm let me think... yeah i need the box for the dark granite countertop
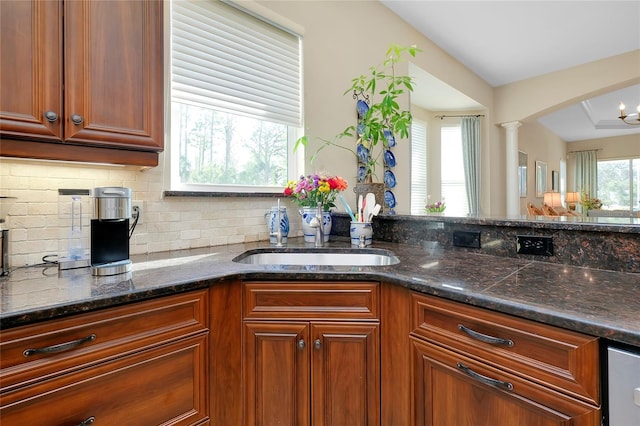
[1,237,638,347]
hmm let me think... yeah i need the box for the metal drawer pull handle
[458,324,514,347]
[457,362,513,391]
[23,334,96,357]
[297,338,306,349]
[314,339,321,350]
[78,416,96,426]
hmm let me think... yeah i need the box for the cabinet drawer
[411,293,599,405]
[1,289,208,392]
[243,281,379,319]
[1,334,208,425]
[411,336,600,425]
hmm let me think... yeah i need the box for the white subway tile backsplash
[0,158,305,270]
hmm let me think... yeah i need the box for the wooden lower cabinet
[243,321,380,426]
[241,280,381,426]
[409,292,602,426]
[411,337,600,425]
[1,335,208,425]
[0,290,209,425]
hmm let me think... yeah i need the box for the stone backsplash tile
[332,213,640,273]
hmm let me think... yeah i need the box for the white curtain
[575,150,598,197]
[461,117,481,215]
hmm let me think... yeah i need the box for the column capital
[501,121,522,130]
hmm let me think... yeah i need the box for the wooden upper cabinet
[0,0,163,166]
[0,1,63,140]
[64,0,163,150]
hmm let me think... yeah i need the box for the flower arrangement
[284,173,348,211]
[580,192,602,211]
[425,195,446,213]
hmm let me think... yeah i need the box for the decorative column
[502,121,522,217]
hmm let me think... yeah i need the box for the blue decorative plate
[384,150,396,167]
[383,129,396,147]
[356,122,366,137]
[384,190,396,208]
[357,143,370,163]
[356,100,369,119]
[384,170,396,188]
[357,166,367,182]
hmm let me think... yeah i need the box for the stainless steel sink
[232,248,399,266]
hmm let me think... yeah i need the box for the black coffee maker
[91,187,132,276]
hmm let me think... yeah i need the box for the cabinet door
[0,0,63,140]
[311,322,380,426]
[1,334,208,426]
[411,337,600,426]
[243,322,310,426]
[64,0,163,150]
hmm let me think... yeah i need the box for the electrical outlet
[453,230,481,248]
[516,235,553,256]
[132,201,143,224]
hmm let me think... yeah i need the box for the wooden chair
[542,203,559,216]
[527,202,544,216]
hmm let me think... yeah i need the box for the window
[597,158,640,210]
[169,0,302,192]
[410,120,427,214]
[440,125,469,215]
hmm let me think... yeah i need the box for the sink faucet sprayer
[309,202,324,247]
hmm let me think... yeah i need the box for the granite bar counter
[1,237,638,348]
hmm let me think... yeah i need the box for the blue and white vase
[266,206,289,244]
[300,208,331,243]
[350,221,373,246]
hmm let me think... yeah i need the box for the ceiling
[381,0,640,142]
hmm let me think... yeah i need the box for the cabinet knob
[70,114,84,125]
[297,338,306,349]
[44,111,59,122]
[314,339,321,350]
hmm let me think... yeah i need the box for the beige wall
[517,122,566,212]
[494,51,640,123]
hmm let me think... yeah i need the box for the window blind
[171,0,302,127]
[411,121,428,214]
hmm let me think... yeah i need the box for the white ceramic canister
[350,221,373,246]
[299,208,332,243]
[266,206,289,244]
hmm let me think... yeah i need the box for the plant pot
[299,208,332,243]
[353,182,385,214]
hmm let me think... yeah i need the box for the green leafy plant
[295,44,421,182]
[580,192,602,211]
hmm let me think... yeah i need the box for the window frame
[596,157,640,211]
[164,0,304,194]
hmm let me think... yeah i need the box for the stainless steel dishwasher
[607,346,640,426]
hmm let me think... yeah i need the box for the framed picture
[518,151,527,197]
[535,161,547,198]
[552,171,559,191]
